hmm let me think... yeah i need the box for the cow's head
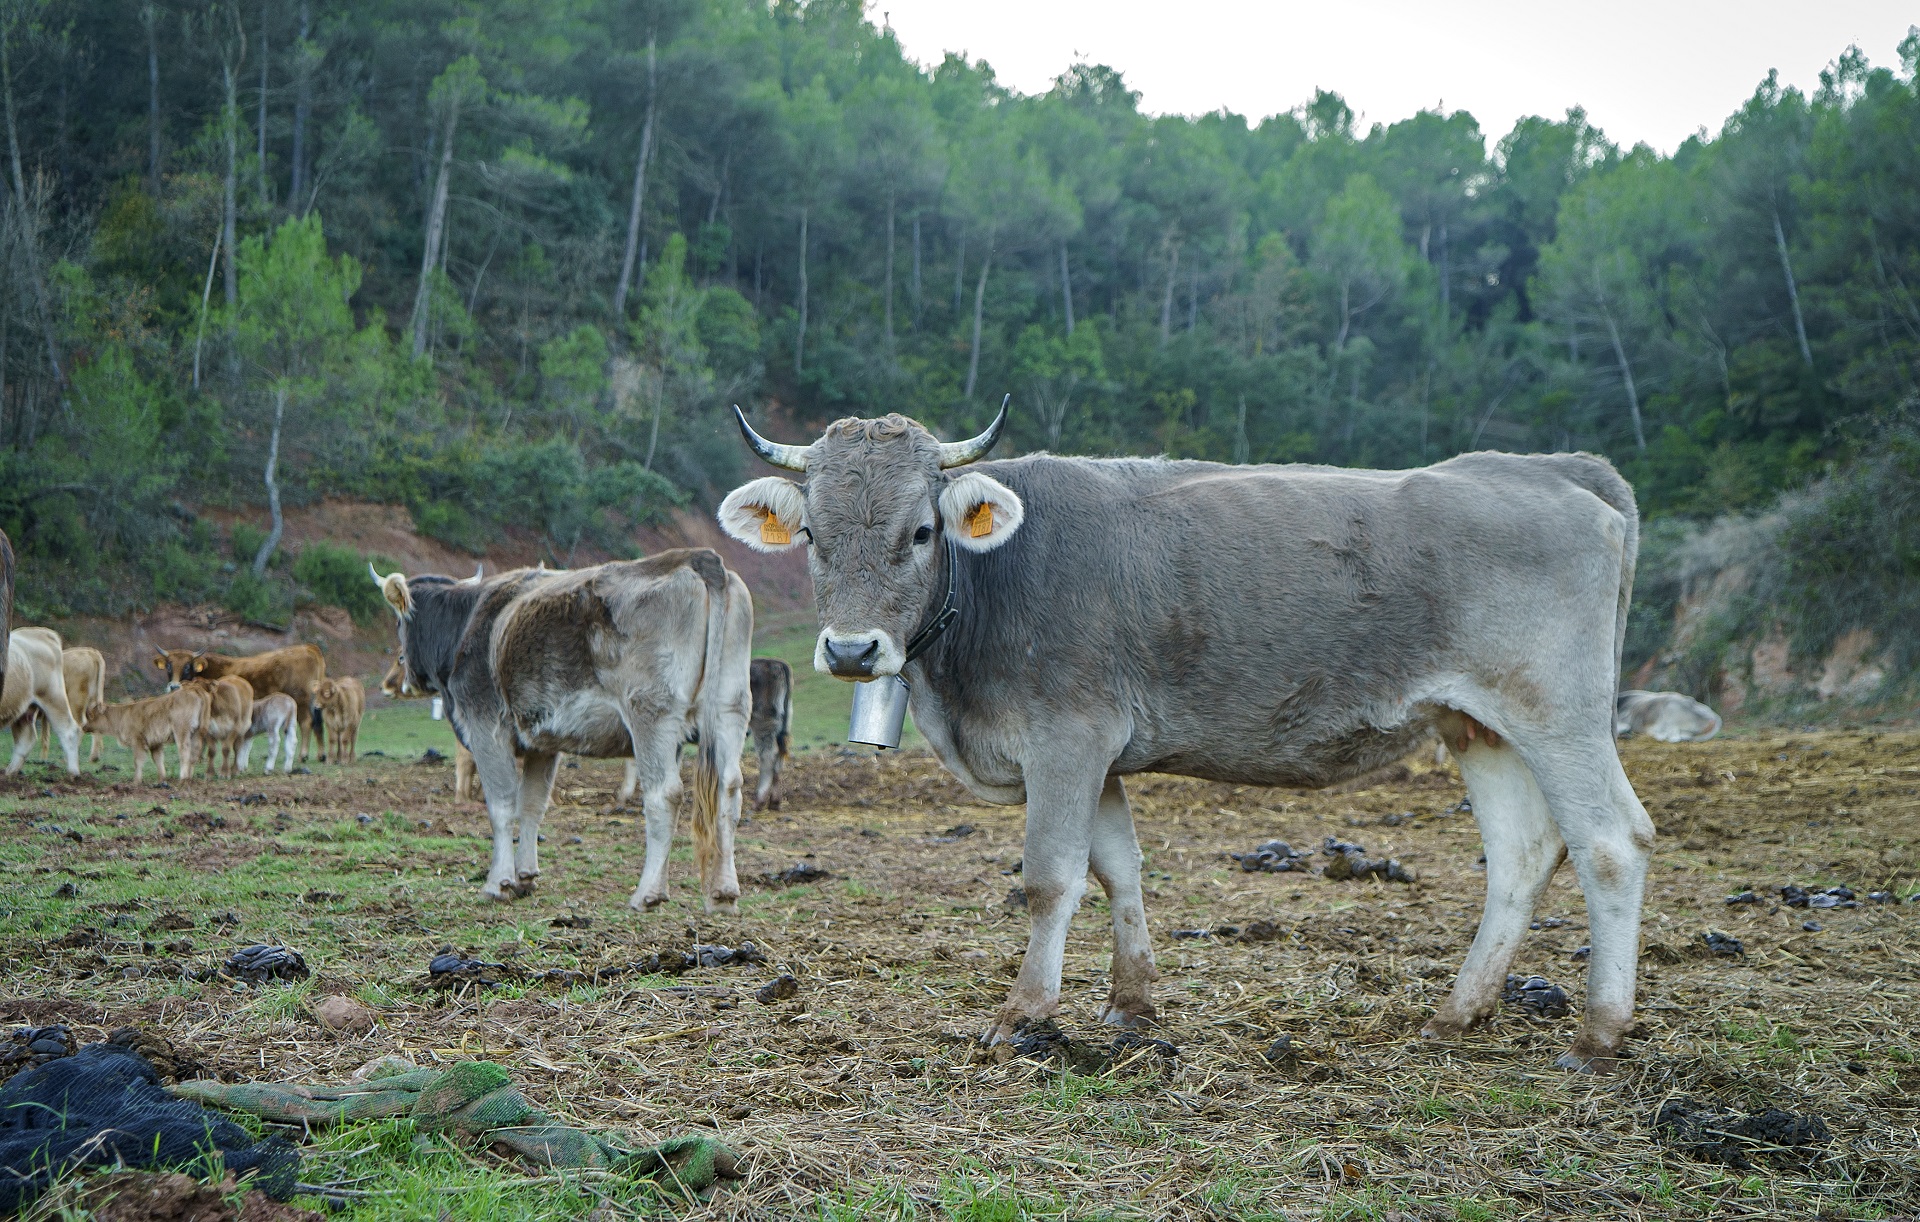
[380,656,414,699]
[153,649,203,691]
[718,403,1021,679]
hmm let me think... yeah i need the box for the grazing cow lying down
[237,693,300,773]
[748,658,792,810]
[20,646,108,764]
[311,676,365,764]
[185,676,254,779]
[3,628,80,776]
[84,689,207,782]
[373,549,754,909]
[1614,691,1722,743]
[156,644,328,762]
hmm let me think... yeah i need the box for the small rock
[1724,890,1763,906]
[1570,945,1592,961]
[51,882,78,899]
[755,974,800,1004]
[1263,1033,1296,1065]
[1801,920,1821,932]
[313,995,377,1033]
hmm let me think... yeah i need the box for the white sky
[877,1,1918,154]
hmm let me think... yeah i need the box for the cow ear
[719,477,807,553]
[939,472,1024,553]
[371,568,412,617]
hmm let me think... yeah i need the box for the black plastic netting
[0,1042,299,1212]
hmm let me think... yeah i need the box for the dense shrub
[293,541,399,624]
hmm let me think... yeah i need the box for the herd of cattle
[0,403,1733,1069]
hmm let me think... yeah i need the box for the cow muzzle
[816,629,903,680]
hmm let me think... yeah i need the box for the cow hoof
[1419,1016,1473,1041]
[1097,1002,1158,1029]
[1555,1050,1621,1075]
[768,798,782,812]
[480,885,515,903]
[705,898,739,916]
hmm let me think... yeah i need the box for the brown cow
[186,675,254,779]
[84,688,207,783]
[155,644,327,762]
[748,657,792,810]
[383,655,484,800]
[310,676,365,764]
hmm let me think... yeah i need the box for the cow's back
[488,550,729,756]
[930,451,1634,788]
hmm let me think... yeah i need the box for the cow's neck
[406,580,484,694]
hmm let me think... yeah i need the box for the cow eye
[797,525,814,544]
[913,525,933,545]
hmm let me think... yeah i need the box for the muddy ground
[2,729,1917,1220]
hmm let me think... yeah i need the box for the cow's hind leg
[510,750,559,894]
[1526,744,1654,1072]
[988,754,1106,1042]
[1424,735,1565,1042]
[694,714,748,915]
[625,718,686,911]
[1090,776,1159,1028]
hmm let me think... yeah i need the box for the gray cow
[372,549,754,911]
[1614,690,1721,742]
[749,657,793,810]
[719,406,1654,1071]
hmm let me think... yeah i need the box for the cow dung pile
[1,1025,75,1085]
[1231,839,1311,873]
[1002,1019,1178,1075]
[1501,974,1570,1019]
[1319,838,1415,883]
[1652,1098,1832,1169]
[222,945,310,986]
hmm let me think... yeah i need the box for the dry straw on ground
[2,730,1917,1219]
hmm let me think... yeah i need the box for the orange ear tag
[760,512,792,546]
[966,502,994,538]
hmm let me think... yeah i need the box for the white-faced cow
[1614,690,1721,743]
[719,405,1654,1072]
[371,550,754,910]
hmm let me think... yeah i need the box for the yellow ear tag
[760,512,792,546]
[966,502,994,538]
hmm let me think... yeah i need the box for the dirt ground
[2,728,1917,1220]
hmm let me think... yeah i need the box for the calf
[186,676,254,779]
[84,688,207,783]
[310,676,365,764]
[373,549,753,909]
[237,692,300,773]
[748,657,792,810]
[155,644,327,761]
[1614,691,1722,743]
[3,627,80,775]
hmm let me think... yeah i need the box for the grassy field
[1,727,1916,1220]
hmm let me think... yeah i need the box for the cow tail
[689,575,733,891]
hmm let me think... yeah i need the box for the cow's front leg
[513,751,560,891]
[1089,776,1158,1028]
[987,758,1103,1043]
[472,744,530,901]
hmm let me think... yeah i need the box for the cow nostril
[855,640,878,663]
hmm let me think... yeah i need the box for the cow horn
[733,405,811,472]
[938,395,1010,468]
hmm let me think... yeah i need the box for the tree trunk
[1232,394,1249,464]
[145,4,161,196]
[256,0,269,207]
[1158,239,1179,344]
[1772,206,1812,368]
[1,26,63,384]
[1600,305,1647,453]
[644,379,662,471]
[252,386,286,577]
[222,61,239,308]
[911,214,921,327]
[410,95,460,359]
[192,223,221,390]
[612,33,657,319]
[964,245,991,399]
[1059,242,1075,336]
[288,1,308,208]
[793,205,809,375]
[882,191,895,356]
